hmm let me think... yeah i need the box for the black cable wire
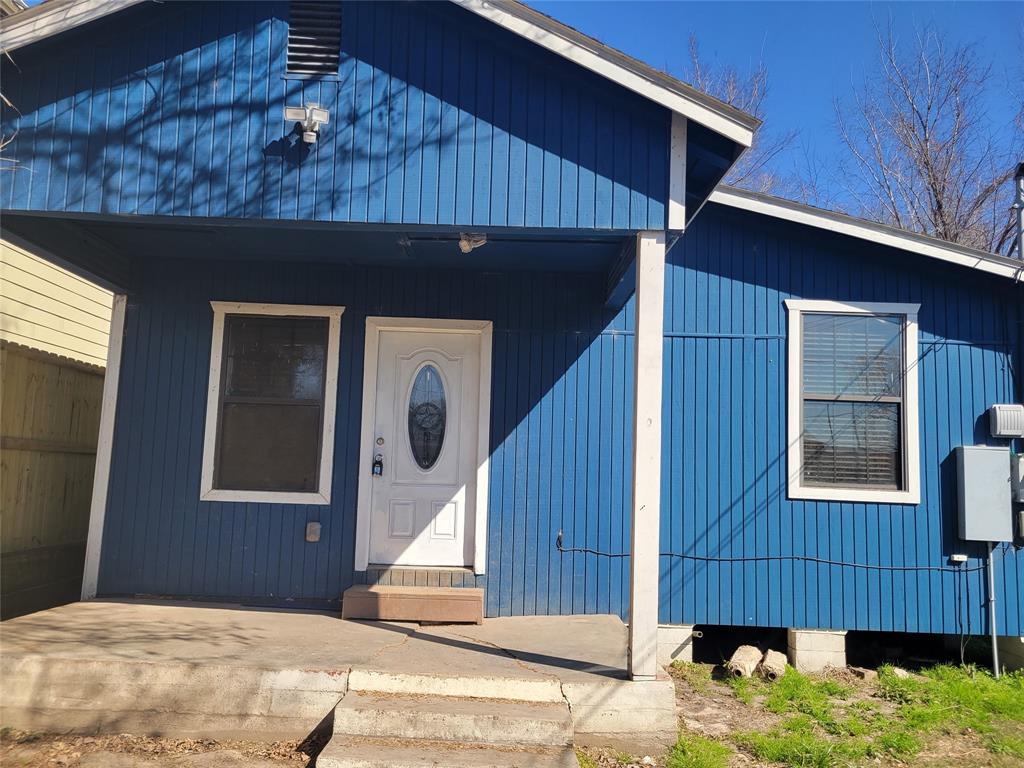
[555,531,991,574]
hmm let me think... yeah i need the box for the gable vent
[287,1,342,76]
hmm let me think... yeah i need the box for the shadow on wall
[0,0,666,224]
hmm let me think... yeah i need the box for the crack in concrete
[364,627,415,665]
[443,628,561,683]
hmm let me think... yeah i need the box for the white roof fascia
[0,0,145,51]
[710,187,1024,282]
[454,0,756,147]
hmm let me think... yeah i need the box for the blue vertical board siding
[1,0,670,231]
[98,252,634,615]
[661,204,1024,636]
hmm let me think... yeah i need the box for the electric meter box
[956,445,1013,542]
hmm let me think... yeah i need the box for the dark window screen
[800,313,904,490]
[214,315,329,492]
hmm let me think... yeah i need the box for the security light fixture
[285,103,330,144]
[458,233,487,253]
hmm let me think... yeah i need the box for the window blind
[801,313,904,489]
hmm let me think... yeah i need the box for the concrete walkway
[1,601,676,747]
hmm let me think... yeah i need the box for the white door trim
[355,317,493,574]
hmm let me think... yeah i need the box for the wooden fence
[1,341,104,619]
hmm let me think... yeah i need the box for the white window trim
[785,299,921,505]
[354,317,493,575]
[200,301,344,505]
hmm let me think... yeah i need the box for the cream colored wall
[0,238,112,367]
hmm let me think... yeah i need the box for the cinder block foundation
[657,624,695,667]
[787,628,846,673]
[998,636,1024,671]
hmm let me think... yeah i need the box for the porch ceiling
[2,212,626,291]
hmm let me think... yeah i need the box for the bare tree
[685,35,797,194]
[835,24,1021,255]
[0,50,19,171]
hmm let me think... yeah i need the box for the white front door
[367,328,482,567]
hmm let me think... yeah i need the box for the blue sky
[530,1,1023,195]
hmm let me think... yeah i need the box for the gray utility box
[956,446,1013,542]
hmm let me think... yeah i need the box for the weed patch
[666,733,732,768]
[726,673,765,704]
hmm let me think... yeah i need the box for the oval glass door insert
[408,364,446,470]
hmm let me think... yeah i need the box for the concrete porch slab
[0,601,676,745]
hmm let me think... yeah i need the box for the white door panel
[368,330,480,566]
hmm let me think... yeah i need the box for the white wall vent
[287,1,342,76]
[990,404,1024,438]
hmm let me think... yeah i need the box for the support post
[629,231,666,681]
[81,294,127,600]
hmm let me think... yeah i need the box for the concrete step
[341,584,484,624]
[348,668,565,703]
[318,736,579,768]
[331,691,573,746]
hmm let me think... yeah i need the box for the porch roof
[2,210,628,294]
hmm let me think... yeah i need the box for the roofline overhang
[455,0,759,147]
[0,0,144,50]
[710,186,1024,283]
[1,0,760,150]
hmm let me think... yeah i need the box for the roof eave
[710,186,1024,282]
[0,0,145,50]
[456,0,758,147]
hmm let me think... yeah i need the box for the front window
[786,300,920,504]
[201,302,343,504]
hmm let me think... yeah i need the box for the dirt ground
[0,731,313,767]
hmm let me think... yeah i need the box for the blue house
[2,0,1022,679]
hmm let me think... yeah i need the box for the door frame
[354,317,493,574]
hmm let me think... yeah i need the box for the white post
[629,231,666,680]
[81,293,127,600]
[667,114,687,231]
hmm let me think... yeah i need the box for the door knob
[372,454,384,476]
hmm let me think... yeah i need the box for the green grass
[735,728,873,768]
[723,664,1024,767]
[875,665,1024,757]
[666,733,733,768]
[726,672,766,704]
[762,668,850,733]
[575,748,599,768]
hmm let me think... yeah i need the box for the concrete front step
[348,668,564,703]
[341,584,484,624]
[318,737,579,768]
[331,691,573,746]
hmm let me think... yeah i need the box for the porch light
[284,103,330,143]
[458,233,487,253]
